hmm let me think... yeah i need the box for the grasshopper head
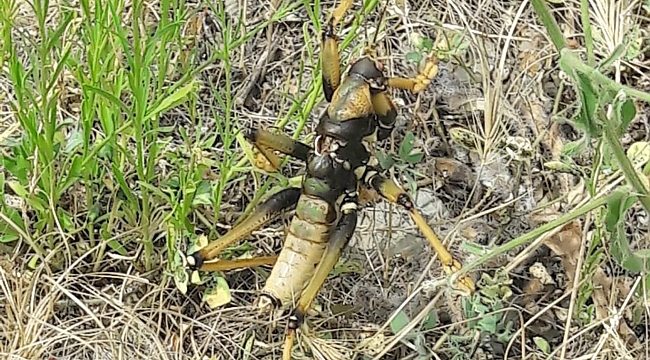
[349,56,386,93]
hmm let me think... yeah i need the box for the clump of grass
[1,0,377,356]
[0,0,202,271]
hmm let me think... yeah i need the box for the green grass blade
[530,0,567,52]
[580,0,595,66]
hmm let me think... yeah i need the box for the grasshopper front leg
[386,55,440,94]
[246,128,313,172]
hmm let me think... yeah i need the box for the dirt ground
[2,0,650,359]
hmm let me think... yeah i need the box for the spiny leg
[282,191,359,360]
[321,0,354,102]
[386,54,440,94]
[365,170,475,294]
[187,187,301,271]
[246,128,313,173]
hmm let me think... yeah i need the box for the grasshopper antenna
[363,0,390,57]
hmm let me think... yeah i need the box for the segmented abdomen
[260,194,332,309]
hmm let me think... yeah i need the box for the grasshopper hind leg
[187,187,302,271]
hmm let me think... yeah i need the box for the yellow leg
[366,171,475,294]
[371,91,398,141]
[254,144,283,172]
[386,55,439,94]
[329,0,354,27]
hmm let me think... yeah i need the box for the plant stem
[602,112,650,211]
[457,195,610,277]
[559,49,650,102]
[530,0,566,51]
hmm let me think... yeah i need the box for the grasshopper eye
[374,60,384,72]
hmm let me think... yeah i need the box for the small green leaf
[59,156,83,196]
[192,180,212,206]
[0,234,19,243]
[399,132,416,160]
[138,181,172,203]
[533,337,550,354]
[606,189,649,272]
[496,321,515,342]
[390,310,411,336]
[451,35,470,52]
[56,208,74,232]
[27,254,39,269]
[605,189,631,232]
[7,180,28,198]
[421,309,438,330]
[562,138,587,158]
[82,84,131,115]
[406,51,423,63]
[107,239,128,256]
[111,163,137,205]
[0,208,24,237]
[26,196,47,213]
[158,126,176,133]
[574,72,601,137]
[96,140,113,159]
[420,37,434,52]
[64,128,84,154]
[406,152,424,165]
[615,95,636,135]
[476,314,498,333]
[376,150,395,170]
[145,80,197,122]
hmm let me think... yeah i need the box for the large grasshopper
[187,1,475,358]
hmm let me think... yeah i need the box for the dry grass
[2,0,650,359]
